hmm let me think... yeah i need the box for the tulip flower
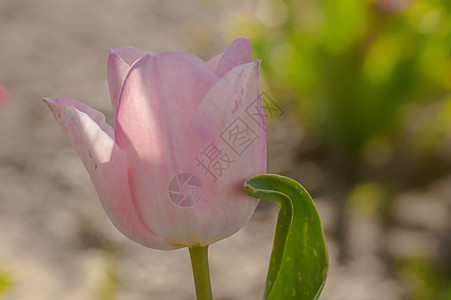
[44,37,266,299]
[0,84,8,105]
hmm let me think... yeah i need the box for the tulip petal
[214,37,252,77]
[184,61,267,246]
[207,52,223,72]
[115,52,218,148]
[107,47,150,114]
[154,52,219,142]
[116,61,266,247]
[114,52,218,246]
[44,97,176,250]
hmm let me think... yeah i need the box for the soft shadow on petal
[115,52,218,152]
[44,97,177,250]
[154,51,219,143]
[114,52,219,246]
[107,47,150,114]
[215,37,252,77]
[184,61,267,246]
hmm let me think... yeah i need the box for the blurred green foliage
[97,251,119,300]
[238,0,451,149]
[0,269,13,297]
[234,1,451,298]
[397,257,451,300]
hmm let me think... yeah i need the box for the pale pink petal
[184,61,267,246]
[115,52,218,162]
[44,97,176,250]
[153,51,219,142]
[107,47,150,114]
[114,52,218,246]
[215,37,252,77]
[115,61,266,247]
[207,52,223,72]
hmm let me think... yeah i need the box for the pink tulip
[44,37,267,249]
[0,84,8,104]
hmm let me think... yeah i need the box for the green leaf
[244,174,328,300]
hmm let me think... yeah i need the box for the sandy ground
[1,1,450,299]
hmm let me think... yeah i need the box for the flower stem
[188,246,213,300]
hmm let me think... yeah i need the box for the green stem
[188,246,213,300]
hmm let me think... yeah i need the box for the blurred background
[0,0,450,299]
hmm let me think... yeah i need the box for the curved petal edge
[43,97,178,250]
